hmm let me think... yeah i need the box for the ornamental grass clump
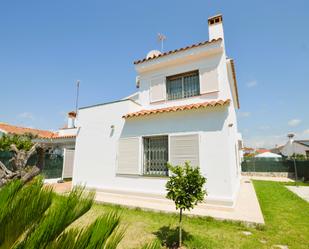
[0,177,53,249]
[0,177,125,249]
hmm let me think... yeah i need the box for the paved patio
[286,186,309,202]
[95,178,264,225]
[48,178,264,225]
[246,175,294,182]
[46,181,72,193]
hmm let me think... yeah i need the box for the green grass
[71,181,309,249]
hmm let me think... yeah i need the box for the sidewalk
[286,186,309,202]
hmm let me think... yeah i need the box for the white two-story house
[73,14,242,207]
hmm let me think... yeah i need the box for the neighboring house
[34,112,78,179]
[0,122,54,138]
[242,147,255,156]
[280,134,309,157]
[0,117,78,180]
[270,145,284,155]
[73,14,242,207]
[255,152,282,159]
[255,148,270,154]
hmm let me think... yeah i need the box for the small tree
[165,162,206,248]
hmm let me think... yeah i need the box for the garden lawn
[71,181,309,249]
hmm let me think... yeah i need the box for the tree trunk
[0,143,42,188]
[179,208,183,248]
[21,166,40,184]
[0,160,13,175]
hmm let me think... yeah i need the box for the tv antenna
[75,80,80,116]
[157,33,166,52]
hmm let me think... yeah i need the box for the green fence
[241,158,309,180]
[0,151,63,179]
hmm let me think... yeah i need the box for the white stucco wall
[136,46,237,111]
[73,99,240,206]
[73,19,241,207]
[58,128,78,137]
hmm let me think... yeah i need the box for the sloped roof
[123,99,230,119]
[133,38,222,65]
[296,140,309,147]
[0,122,55,138]
[255,152,282,158]
[33,134,76,144]
[256,149,270,154]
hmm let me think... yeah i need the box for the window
[143,136,168,176]
[166,71,200,100]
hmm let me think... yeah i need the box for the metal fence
[0,151,63,179]
[241,158,309,180]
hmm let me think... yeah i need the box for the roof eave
[123,99,230,119]
[229,59,240,109]
[134,38,223,66]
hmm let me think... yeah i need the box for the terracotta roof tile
[123,99,230,119]
[39,134,76,140]
[134,38,223,65]
[0,122,55,138]
[256,149,270,154]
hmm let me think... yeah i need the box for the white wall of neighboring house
[281,141,309,156]
[58,128,78,137]
[73,14,241,207]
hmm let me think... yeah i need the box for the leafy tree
[291,153,307,161]
[0,133,35,152]
[165,162,206,247]
[0,143,40,187]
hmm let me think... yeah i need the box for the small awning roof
[123,99,230,119]
[33,135,76,145]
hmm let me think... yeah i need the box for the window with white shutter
[117,137,140,175]
[166,71,200,100]
[150,76,166,103]
[143,136,168,176]
[200,67,219,94]
[169,134,200,167]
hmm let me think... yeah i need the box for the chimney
[67,111,77,128]
[208,14,224,41]
[287,133,295,144]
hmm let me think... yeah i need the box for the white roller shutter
[170,134,200,167]
[62,149,75,179]
[200,66,219,94]
[117,137,140,175]
[150,76,166,103]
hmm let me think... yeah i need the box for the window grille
[143,136,168,176]
[166,71,200,100]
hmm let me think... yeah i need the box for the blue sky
[0,0,308,148]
